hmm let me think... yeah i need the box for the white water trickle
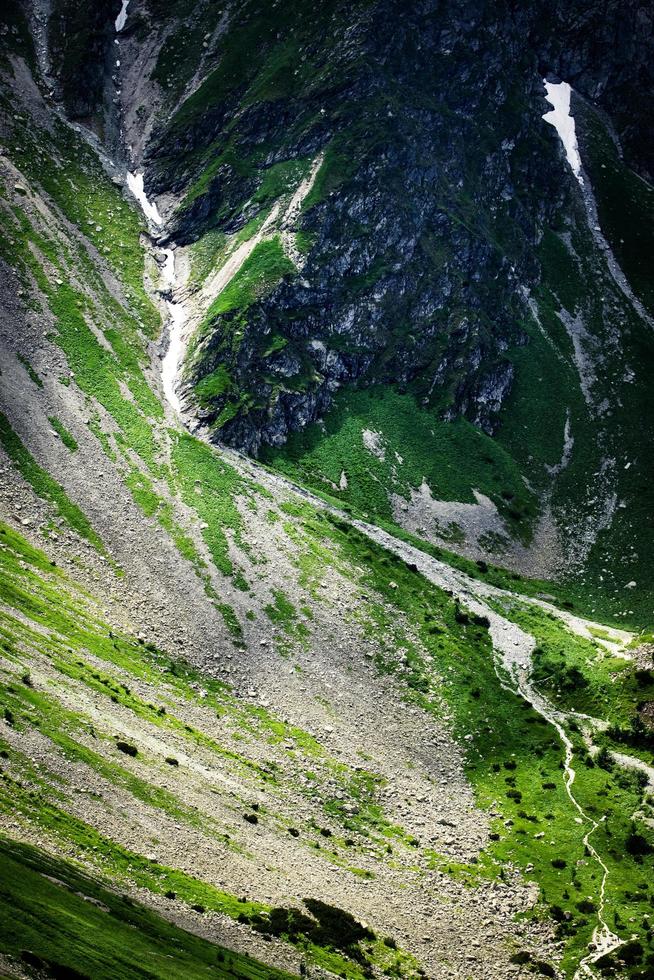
[542,79,584,185]
[126,172,163,226]
[162,248,175,286]
[115,0,130,32]
[161,249,186,417]
[125,171,185,415]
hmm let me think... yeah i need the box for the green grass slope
[0,838,294,980]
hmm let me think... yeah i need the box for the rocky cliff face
[148,0,551,453]
[138,0,651,456]
[33,0,653,457]
[48,0,117,124]
[26,0,654,606]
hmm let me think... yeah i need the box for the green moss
[301,140,358,211]
[263,386,537,535]
[171,432,246,577]
[188,227,228,286]
[205,236,295,319]
[125,468,161,517]
[295,230,316,255]
[48,416,78,452]
[189,210,273,288]
[262,334,288,358]
[195,365,233,405]
[17,352,43,387]
[0,838,291,980]
[87,416,116,460]
[0,413,104,553]
[251,158,312,207]
[264,590,310,650]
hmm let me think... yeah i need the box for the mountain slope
[86,0,654,625]
[0,2,653,979]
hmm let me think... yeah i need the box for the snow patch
[542,80,584,185]
[126,172,162,226]
[161,248,175,286]
[160,249,187,416]
[115,0,130,32]
[162,306,186,415]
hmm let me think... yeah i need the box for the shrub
[454,601,470,625]
[621,940,644,965]
[626,830,652,856]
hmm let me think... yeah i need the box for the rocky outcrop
[537,0,654,180]
[47,0,117,124]
[37,0,654,455]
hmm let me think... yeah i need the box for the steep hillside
[81,0,653,624]
[0,2,653,979]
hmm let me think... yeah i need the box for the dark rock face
[43,0,654,455]
[47,0,118,124]
[537,1,654,180]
